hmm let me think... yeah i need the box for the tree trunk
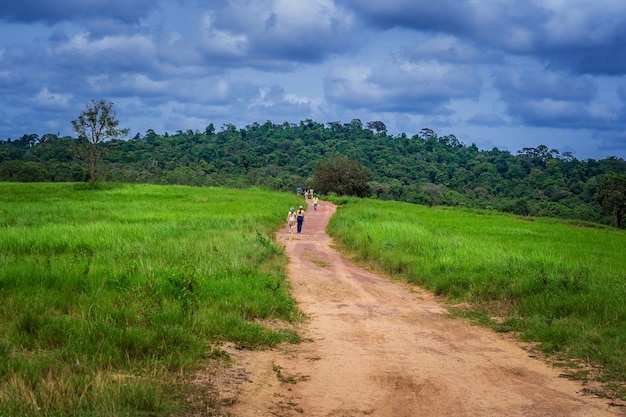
[90,143,97,183]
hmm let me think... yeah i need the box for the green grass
[327,198,626,399]
[0,182,303,416]
[4,183,625,413]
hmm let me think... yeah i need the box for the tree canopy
[2,118,626,227]
[312,155,371,197]
[71,100,129,183]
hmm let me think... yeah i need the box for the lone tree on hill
[596,174,626,228]
[71,99,129,183]
[312,155,371,197]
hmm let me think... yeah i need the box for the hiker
[296,205,305,233]
[313,196,318,211]
[287,207,297,233]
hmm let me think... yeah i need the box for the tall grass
[327,198,626,398]
[0,182,302,416]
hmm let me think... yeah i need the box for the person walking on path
[296,205,305,233]
[313,196,318,211]
[287,207,297,233]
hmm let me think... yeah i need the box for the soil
[199,200,626,417]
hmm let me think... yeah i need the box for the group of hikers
[288,188,319,234]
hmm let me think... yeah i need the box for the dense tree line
[1,119,625,226]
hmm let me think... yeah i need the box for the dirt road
[213,200,624,416]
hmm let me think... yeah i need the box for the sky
[1,0,626,160]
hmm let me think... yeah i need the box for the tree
[71,99,129,183]
[420,183,442,206]
[312,155,371,197]
[366,120,387,134]
[596,174,626,228]
[418,128,435,139]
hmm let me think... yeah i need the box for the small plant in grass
[167,265,200,317]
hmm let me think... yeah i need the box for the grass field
[326,197,626,399]
[2,184,625,415]
[0,182,302,416]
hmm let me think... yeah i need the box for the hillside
[1,119,625,226]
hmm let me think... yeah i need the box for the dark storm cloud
[466,113,508,128]
[494,68,597,102]
[344,0,626,75]
[340,0,473,34]
[0,0,157,24]
[494,68,619,130]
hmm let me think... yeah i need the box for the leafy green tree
[312,155,371,197]
[71,100,129,183]
[596,174,626,228]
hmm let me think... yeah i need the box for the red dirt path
[207,200,625,417]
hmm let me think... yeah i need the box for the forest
[1,118,625,227]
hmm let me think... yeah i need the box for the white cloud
[403,34,487,63]
[195,0,356,66]
[52,31,155,61]
[539,0,626,46]
[32,88,72,109]
[326,58,481,112]
[198,12,248,58]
